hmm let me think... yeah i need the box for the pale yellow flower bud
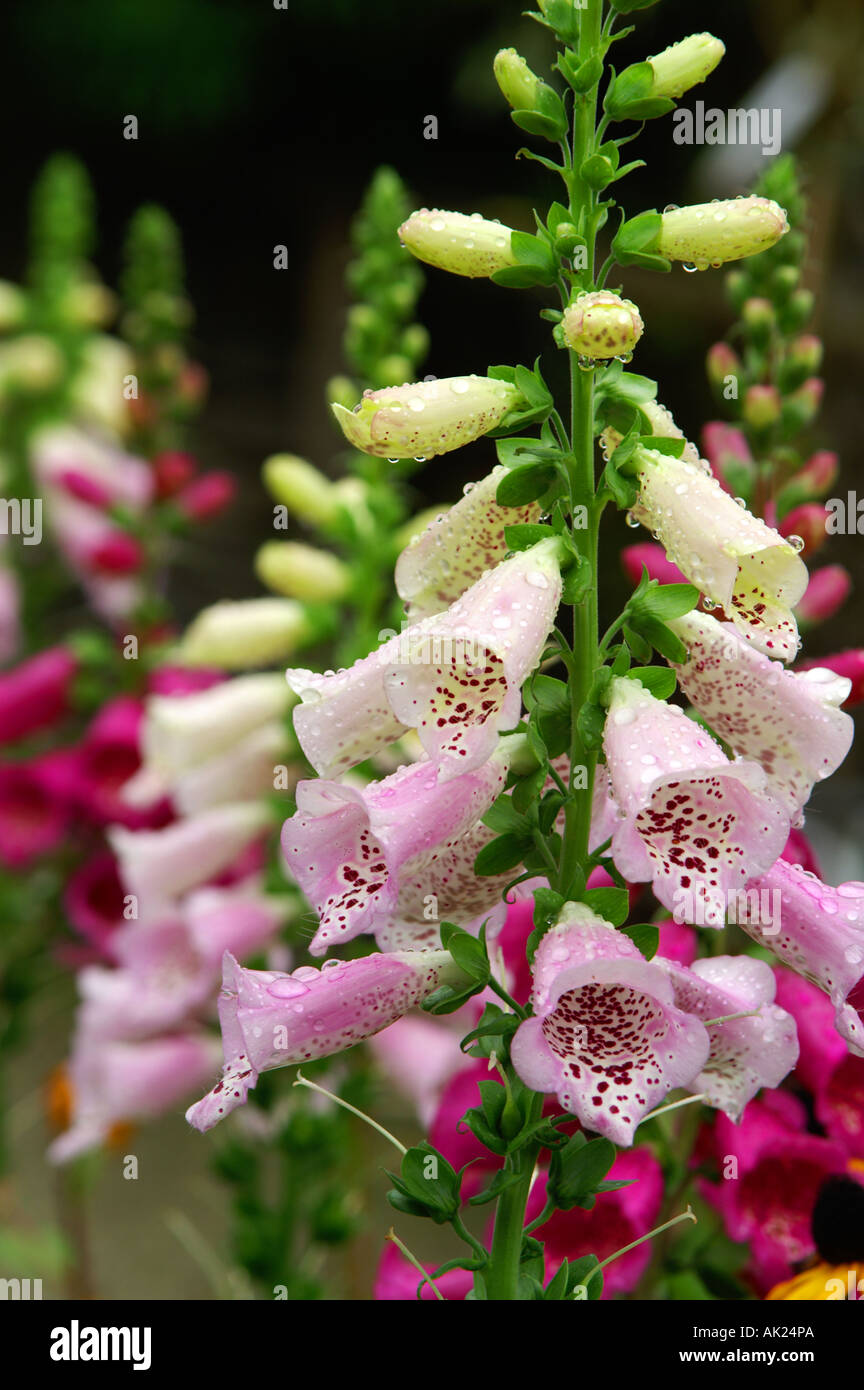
[493,49,540,111]
[332,375,523,460]
[647,34,725,99]
[261,455,340,528]
[178,598,313,669]
[562,291,644,360]
[399,209,518,280]
[255,541,350,602]
[658,197,788,270]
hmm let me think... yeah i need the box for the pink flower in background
[0,753,78,867]
[368,1015,466,1129]
[700,421,754,497]
[64,850,128,956]
[656,918,697,966]
[0,566,21,663]
[374,1244,475,1301]
[176,471,237,522]
[796,566,851,626]
[74,696,171,829]
[186,948,465,1131]
[668,611,853,818]
[511,904,710,1145]
[621,541,686,589]
[774,970,864,1160]
[735,856,864,1056]
[32,425,154,510]
[602,676,788,919]
[778,503,829,558]
[0,646,76,745]
[701,1092,848,1293]
[798,647,864,707]
[780,827,822,877]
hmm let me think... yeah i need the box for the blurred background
[1,0,863,1297]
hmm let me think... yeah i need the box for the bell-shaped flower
[331,374,523,461]
[0,646,77,746]
[657,196,788,269]
[631,446,808,660]
[655,954,799,1120]
[282,742,510,954]
[289,538,563,780]
[603,676,789,920]
[734,856,864,1057]
[186,948,468,1131]
[399,209,519,280]
[511,903,710,1145]
[394,465,543,620]
[562,291,643,360]
[136,673,290,777]
[668,611,853,818]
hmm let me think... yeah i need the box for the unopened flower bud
[399,208,518,280]
[262,455,340,528]
[658,196,788,269]
[646,33,725,99]
[799,450,839,496]
[494,49,540,111]
[374,355,414,387]
[783,288,814,331]
[0,335,64,391]
[788,334,823,374]
[178,598,314,669]
[254,541,350,602]
[742,296,774,335]
[60,282,116,329]
[553,222,582,256]
[779,503,829,558]
[562,291,644,360]
[796,566,851,627]
[706,341,741,391]
[0,281,27,332]
[743,384,781,429]
[176,471,236,522]
[782,377,823,431]
[326,375,360,411]
[331,375,523,460]
[153,451,197,499]
[772,264,800,298]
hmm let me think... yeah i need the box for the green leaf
[610,210,671,273]
[529,673,570,714]
[630,580,699,622]
[622,922,660,959]
[468,1167,524,1207]
[504,522,557,551]
[474,833,531,877]
[639,434,685,458]
[440,920,490,981]
[483,793,529,835]
[510,108,568,144]
[514,361,554,408]
[561,555,592,604]
[385,1142,461,1223]
[548,1132,617,1211]
[567,1254,603,1300]
[581,885,629,926]
[511,763,548,815]
[496,462,557,506]
[576,699,606,751]
[492,263,558,290]
[627,612,688,663]
[626,665,677,699]
[623,623,652,662]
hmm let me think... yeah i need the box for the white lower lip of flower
[399,208,518,279]
[331,376,523,460]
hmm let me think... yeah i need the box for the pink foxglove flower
[621,541,686,588]
[510,903,710,1145]
[774,970,864,1159]
[655,954,798,1119]
[798,647,864,706]
[282,744,510,954]
[331,375,523,460]
[32,424,154,510]
[64,851,127,957]
[0,753,77,868]
[0,646,77,746]
[631,447,808,660]
[289,539,563,780]
[186,948,466,1131]
[137,673,290,775]
[602,676,788,919]
[700,421,754,496]
[734,856,864,1056]
[374,1245,475,1302]
[394,466,542,620]
[668,611,853,818]
[73,696,170,829]
[368,1015,466,1128]
[108,802,272,910]
[51,1032,221,1163]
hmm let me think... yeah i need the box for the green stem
[484,1097,543,1301]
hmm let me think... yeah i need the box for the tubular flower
[602,398,701,467]
[646,33,725,99]
[655,954,799,1119]
[289,539,563,780]
[185,948,468,1131]
[667,611,854,818]
[254,540,350,602]
[562,291,644,360]
[602,676,789,921]
[136,674,290,775]
[734,856,864,1057]
[701,421,755,497]
[510,903,710,1146]
[394,465,543,620]
[631,446,808,660]
[108,802,272,909]
[281,743,510,954]
[657,197,788,269]
[177,597,314,668]
[399,209,518,280]
[331,375,523,461]
[797,566,852,626]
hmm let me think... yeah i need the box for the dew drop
[786,534,805,553]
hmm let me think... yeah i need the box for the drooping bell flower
[734,856,864,1057]
[64,851,128,957]
[0,646,77,746]
[50,1031,221,1163]
[796,566,852,626]
[74,696,171,829]
[162,723,289,817]
[399,209,519,279]
[510,902,710,1145]
[186,948,468,1131]
[602,676,788,920]
[108,801,272,911]
[630,446,808,660]
[137,673,291,777]
[281,743,510,954]
[561,291,644,360]
[331,375,523,461]
[667,611,853,818]
[289,538,563,780]
[656,196,788,269]
[655,954,799,1119]
[394,466,543,621]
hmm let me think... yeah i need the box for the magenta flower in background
[602,676,788,920]
[798,646,864,707]
[0,753,78,867]
[74,696,171,829]
[374,1244,475,1302]
[656,918,698,966]
[0,646,76,746]
[621,541,686,589]
[186,948,466,1131]
[795,565,851,626]
[64,850,128,957]
[368,1015,466,1129]
[774,970,864,1159]
[700,421,754,497]
[511,904,710,1145]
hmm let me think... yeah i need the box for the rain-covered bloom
[177,597,314,668]
[646,33,725,98]
[631,446,808,660]
[394,465,542,620]
[186,948,467,1131]
[797,566,852,626]
[0,646,76,745]
[602,676,788,920]
[655,954,798,1119]
[108,802,272,910]
[700,1091,848,1293]
[562,291,644,360]
[331,375,523,461]
[511,902,710,1145]
[667,611,853,818]
[399,209,518,279]
[254,540,350,602]
[50,1032,221,1163]
[282,742,510,954]
[288,538,563,780]
[734,856,864,1056]
[657,197,788,269]
[798,647,864,706]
